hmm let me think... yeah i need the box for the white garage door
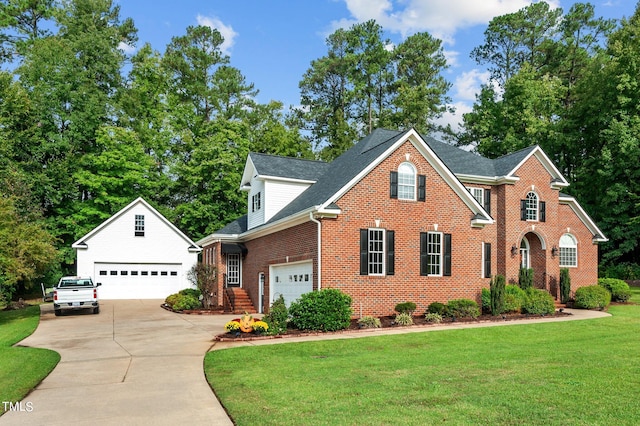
[94,263,183,299]
[270,261,313,307]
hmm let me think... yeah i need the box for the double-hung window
[252,192,261,212]
[390,164,425,202]
[420,232,451,276]
[360,228,395,276]
[559,234,577,267]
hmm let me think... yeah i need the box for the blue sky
[117,0,635,130]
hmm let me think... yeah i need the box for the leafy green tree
[0,0,54,63]
[298,19,451,160]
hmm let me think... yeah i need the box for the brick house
[196,128,606,316]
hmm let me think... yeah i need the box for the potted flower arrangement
[224,313,269,336]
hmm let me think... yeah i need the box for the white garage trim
[94,263,184,299]
[269,260,313,307]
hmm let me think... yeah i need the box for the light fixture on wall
[511,245,518,256]
[551,246,558,257]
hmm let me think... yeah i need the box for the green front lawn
[0,306,60,414]
[205,292,640,425]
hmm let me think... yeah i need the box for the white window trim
[520,238,530,269]
[468,187,484,206]
[481,242,488,278]
[397,162,417,201]
[559,234,578,268]
[427,231,442,277]
[227,253,242,286]
[526,192,538,221]
[252,192,261,212]
[368,228,386,276]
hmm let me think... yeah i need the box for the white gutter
[309,212,322,291]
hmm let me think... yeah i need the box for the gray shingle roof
[249,152,328,181]
[219,129,542,234]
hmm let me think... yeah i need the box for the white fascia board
[456,174,520,186]
[508,146,569,187]
[254,174,317,185]
[239,155,257,190]
[72,197,201,252]
[559,195,608,243]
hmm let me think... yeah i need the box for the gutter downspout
[309,212,321,291]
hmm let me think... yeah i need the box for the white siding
[264,180,311,222]
[75,202,198,297]
[247,178,265,230]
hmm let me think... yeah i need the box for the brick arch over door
[521,232,547,290]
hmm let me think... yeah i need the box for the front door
[226,254,241,287]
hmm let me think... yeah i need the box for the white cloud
[341,0,561,44]
[118,41,136,55]
[454,69,491,101]
[435,100,473,133]
[196,15,238,56]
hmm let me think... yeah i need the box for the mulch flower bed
[214,310,573,342]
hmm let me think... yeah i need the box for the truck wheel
[93,306,100,314]
[54,309,61,316]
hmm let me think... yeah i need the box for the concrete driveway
[1,300,236,426]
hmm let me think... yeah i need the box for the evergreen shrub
[445,299,480,319]
[521,288,555,315]
[598,278,631,302]
[289,289,353,331]
[574,285,611,310]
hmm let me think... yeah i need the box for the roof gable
[72,197,200,251]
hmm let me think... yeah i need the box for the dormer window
[252,192,261,212]
[135,215,145,236]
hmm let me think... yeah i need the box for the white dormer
[240,153,327,230]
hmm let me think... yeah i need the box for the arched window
[525,192,538,221]
[397,162,416,200]
[559,234,577,267]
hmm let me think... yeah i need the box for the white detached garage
[72,198,201,299]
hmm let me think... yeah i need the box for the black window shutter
[484,189,491,215]
[420,232,428,276]
[484,242,492,278]
[520,200,527,221]
[386,230,395,275]
[539,201,546,222]
[360,229,369,275]
[390,171,398,199]
[443,234,452,276]
[417,175,426,201]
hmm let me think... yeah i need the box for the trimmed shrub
[519,267,534,290]
[424,312,443,323]
[446,299,480,319]
[598,278,631,302]
[504,285,525,313]
[289,289,353,331]
[490,275,506,315]
[179,288,202,299]
[521,288,555,315]
[394,312,413,326]
[560,268,571,304]
[574,285,611,310]
[171,294,201,311]
[264,294,289,335]
[427,302,447,316]
[164,293,180,307]
[481,288,491,314]
[394,301,417,315]
[358,316,381,329]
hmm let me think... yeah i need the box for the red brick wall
[204,142,601,317]
[242,222,318,312]
[319,142,494,317]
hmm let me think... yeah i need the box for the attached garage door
[270,261,313,307]
[94,263,183,299]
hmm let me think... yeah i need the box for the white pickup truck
[53,276,101,316]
